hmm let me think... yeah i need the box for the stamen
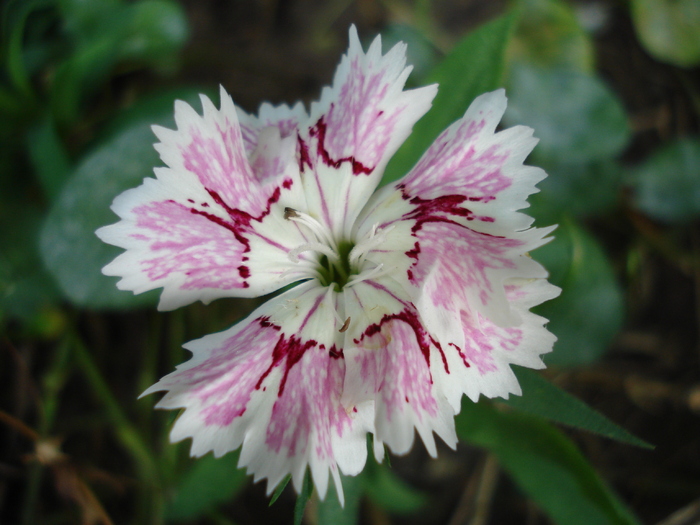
[339,317,351,333]
[284,207,338,252]
[345,263,387,287]
[288,242,338,263]
[348,224,395,267]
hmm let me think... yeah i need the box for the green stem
[72,333,164,523]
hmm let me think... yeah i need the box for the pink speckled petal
[97,88,312,310]
[434,278,560,411]
[142,282,372,503]
[299,26,438,238]
[342,277,457,459]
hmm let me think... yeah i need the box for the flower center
[284,208,391,290]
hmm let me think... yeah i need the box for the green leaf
[361,462,427,514]
[119,0,189,70]
[502,367,652,448]
[294,470,313,525]
[381,11,516,185]
[164,451,248,521]
[269,475,291,506]
[39,89,205,309]
[630,0,700,67]
[528,159,623,224]
[504,64,630,164]
[25,117,71,201]
[380,23,440,85]
[508,0,595,73]
[317,473,362,525]
[456,400,642,525]
[627,137,700,223]
[533,218,624,366]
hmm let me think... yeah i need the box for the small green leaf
[164,451,248,521]
[509,0,595,73]
[627,138,700,223]
[529,159,623,224]
[269,475,291,506]
[361,462,427,514]
[40,89,205,309]
[533,218,624,366]
[381,11,516,185]
[630,0,700,67]
[503,367,652,448]
[504,64,630,164]
[25,117,71,201]
[317,473,362,525]
[457,400,642,525]
[294,470,313,525]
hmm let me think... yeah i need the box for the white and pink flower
[97,27,559,503]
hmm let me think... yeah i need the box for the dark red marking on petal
[353,309,449,377]
[238,265,250,278]
[329,345,343,359]
[187,198,195,203]
[298,134,312,173]
[254,321,318,396]
[405,396,409,403]
[282,178,293,189]
[308,114,373,175]
[449,343,471,368]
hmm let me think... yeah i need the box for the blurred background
[1,0,699,523]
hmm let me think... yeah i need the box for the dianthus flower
[97,27,559,503]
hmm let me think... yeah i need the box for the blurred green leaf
[25,117,71,200]
[627,137,700,223]
[317,473,362,525]
[380,23,440,84]
[504,64,630,164]
[457,400,641,525]
[52,0,188,125]
[269,475,291,506]
[533,218,624,366]
[630,0,700,67]
[164,451,248,521]
[529,159,623,224]
[294,471,313,525]
[382,10,516,184]
[120,0,188,71]
[0,199,59,321]
[40,89,205,309]
[503,368,652,448]
[509,0,595,72]
[361,461,427,514]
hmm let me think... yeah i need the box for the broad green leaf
[294,471,313,525]
[504,64,630,164]
[528,159,623,224]
[508,0,595,73]
[627,138,700,223]
[503,367,652,448]
[380,23,439,85]
[119,0,189,71]
[164,451,248,521]
[26,117,71,201]
[533,218,624,366]
[361,461,427,514]
[630,0,700,67]
[457,400,641,525]
[40,89,204,309]
[0,198,59,321]
[381,11,516,185]
[317,474,362,525]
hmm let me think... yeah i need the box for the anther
[284,207,299,220]
[339,317,351,333]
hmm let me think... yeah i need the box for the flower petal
[299,26,438,238]
[142,282,371,502]
[433,278,560,412]
[97,88,312,310]
[343,277,457,458]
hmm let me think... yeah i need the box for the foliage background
[1,0,699,524]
